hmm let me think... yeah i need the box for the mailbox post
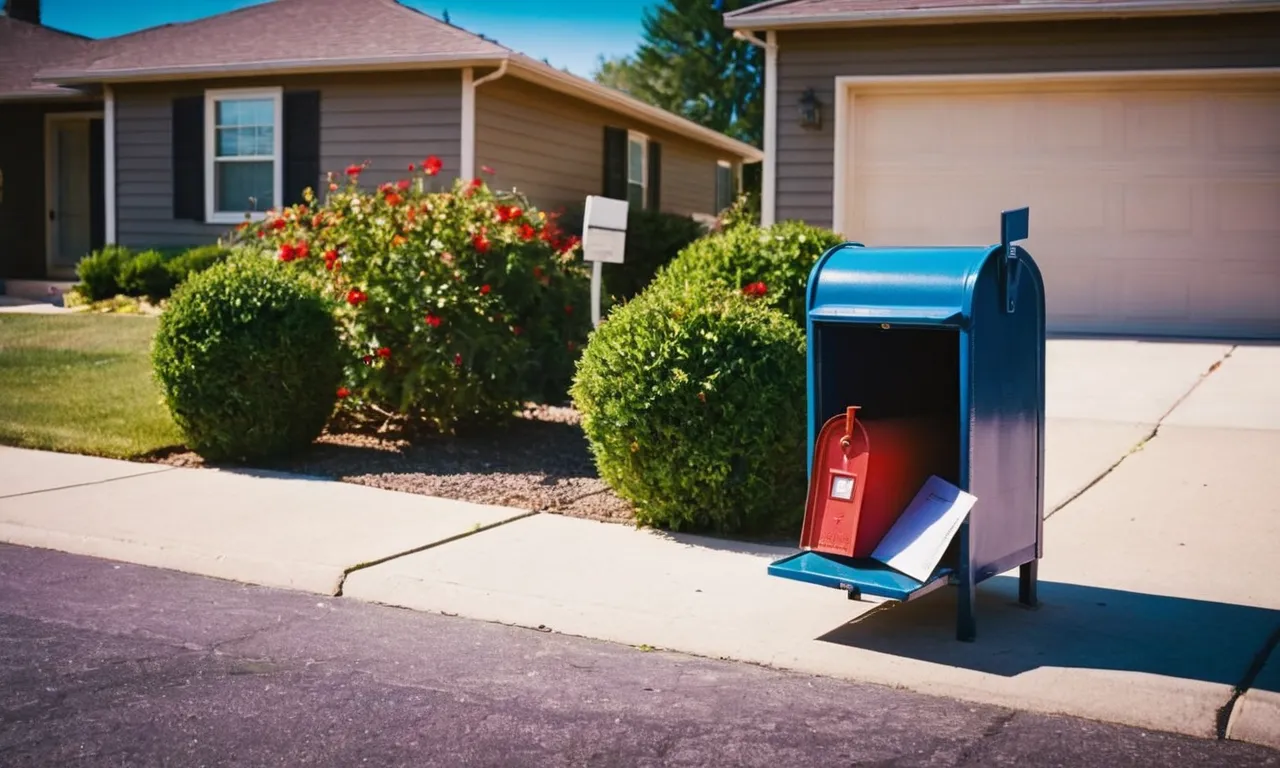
[768,209,1046,642]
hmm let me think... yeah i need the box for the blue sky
[39,0,652,78]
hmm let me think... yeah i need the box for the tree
[591,0,762,148]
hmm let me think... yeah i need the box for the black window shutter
[646,141,662,212]
[602,126,627,200]
[283,90,321,207]
[89,118,105,250]
[172,96,204,221]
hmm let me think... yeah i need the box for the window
[627,131,647,209]
[205,88,282,223]
[716,160,735,213]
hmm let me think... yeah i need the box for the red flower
[257,231,265,239]
[346,289,367,306]
[425,313,442,328]
[742,281,768,298]
[558,235,581,254]
[519,223,536,241]
[377,347,391,359]
[564,304,573,315]
[362,355,373,365]
[396,179,411,191]
[295,241,309,259]
[323,249,339,263]
[470,178,483,188]
[472,233,490,253]
[481,165,495,175]
[453,353,463,367]
[532,266,544,280]
[384,192,403,207]
[236,221,250,231]
[345,164,362,177]
[328,183,339,192]
[441,252,455,266]
[271,218,287,231]
[423,156,443,176]
[278,243,296,262]
[479,284,491,295]
[311,214,323,228]
[392,235,407,247]
[512,325,523,336]
[407,163,416,172]
[336,387,351,399]
[509,206,522,220]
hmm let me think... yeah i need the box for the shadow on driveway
[818,575,1280,691]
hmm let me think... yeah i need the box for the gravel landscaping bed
[155,405,634,522]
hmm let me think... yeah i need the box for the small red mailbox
[801,406,949,558]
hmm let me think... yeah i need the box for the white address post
[580,195,628,328]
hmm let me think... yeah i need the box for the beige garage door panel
[846,81,1280,338]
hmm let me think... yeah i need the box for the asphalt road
[0,543,1276,768]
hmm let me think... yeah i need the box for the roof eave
[35,52,508,85]
[0,87,96,102]
[506,57,764,162]
[723,0,1280,30]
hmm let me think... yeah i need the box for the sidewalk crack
[333,510,539,596]
[0,467,178,500]
[1045,345,1236,521]
[1216,620,1280,740]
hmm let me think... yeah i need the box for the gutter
[722,0,1280,30]
[462,59,510,179]
[733,31,776,226]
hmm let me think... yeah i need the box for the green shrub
[165,244,233,285]
[571,278,808,534]
[558,206,707,302]
[654,221,844,327]
[232,160,592,429]
[75,245,133,301]
[116,249,174,302]
[152,254,342,462]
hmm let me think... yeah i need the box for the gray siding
[775,12,1280,226]
[114,72,461,248]
[475,77,733,218]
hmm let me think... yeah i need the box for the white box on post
[581,195,629,327]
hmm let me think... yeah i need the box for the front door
[47,116,95,277]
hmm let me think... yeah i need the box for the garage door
[842,75,1280,338]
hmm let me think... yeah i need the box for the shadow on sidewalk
[816,576,1280,691]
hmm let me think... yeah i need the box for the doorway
[45,112,102,278]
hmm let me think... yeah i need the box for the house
[724,0,1280,339]
[0,0,762,294]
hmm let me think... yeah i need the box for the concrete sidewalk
[1,339,1277,750]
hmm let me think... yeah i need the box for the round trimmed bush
[571,279,808,534]
[152,254,342,462]
[654,220,844,327]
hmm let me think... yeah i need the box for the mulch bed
[153,405,634,522]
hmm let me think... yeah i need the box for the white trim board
[830,67,1280,236]
[103,85,116,245]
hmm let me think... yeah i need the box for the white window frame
[204,87,283,224]
[626,130,648,209]
[715,159,735,212]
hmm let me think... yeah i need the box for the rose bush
[234,159,591,432]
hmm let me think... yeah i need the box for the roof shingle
[41,0,509,80]
[0,15,93,99]
[724,0,1280,27]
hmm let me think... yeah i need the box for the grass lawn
[0,313,182,459]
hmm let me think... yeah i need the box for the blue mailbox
[768,209,1044,642]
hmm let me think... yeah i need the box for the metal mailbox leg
[1019,560,1038,608]
[956,521,976,642]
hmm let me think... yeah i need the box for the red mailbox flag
[801,407,949,558]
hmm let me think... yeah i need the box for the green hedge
[654,221,844,327]
[75,243,233,303]
[152,254,342,462]
[571,278,808,535]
